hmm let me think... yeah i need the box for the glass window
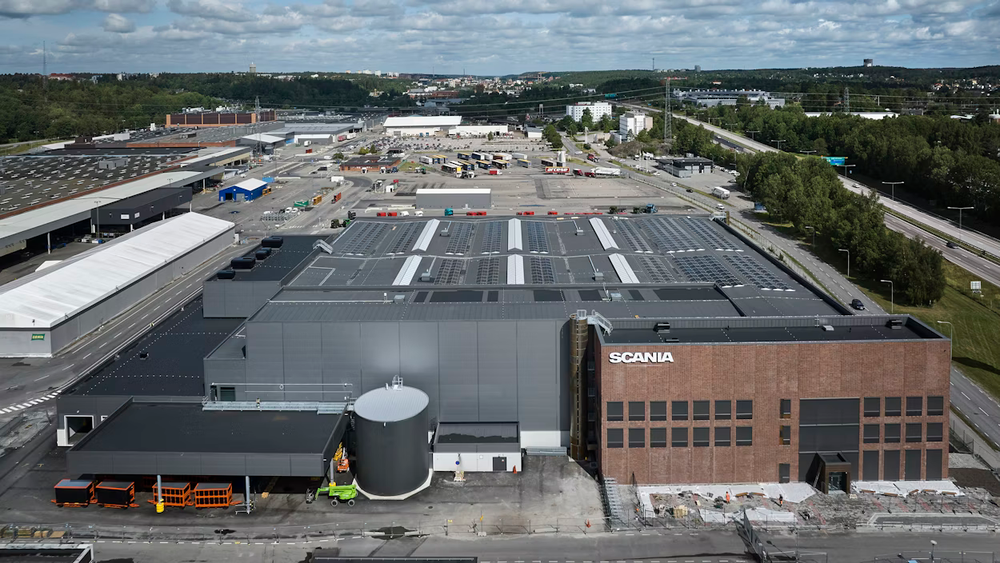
[927,422,943,442]
[863,424,880,444]
[672,401,688,421]
[628,401,645,421]
[864,397,880,417]
[779,463,790,483]
[607,428,623,448]
[606,401,623,422]
[650,427,667,448]
[736,426,753,446]
[628,428,645,448]
[671,427,688,447]
[650,401,667,421]
[906,422,922,443]
[906,397,923,417]
[884,423,901,443]
[927,396,944,416]
[736,400,753,420]
[715,427,731,446]
[715,400,732,420]
[779,425,791,445]
[693,427,710,447]
[780,399,792,419]
[885,397,902,417]
[693,400,710,421]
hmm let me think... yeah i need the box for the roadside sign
[971,281,982,293]
[822,156,846,166]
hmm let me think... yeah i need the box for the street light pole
[882,180,904,202]
[936,321,953,362]
[800,150,816,156]
[770,139,785,151]
[805,225,815,246]
[880,279,894,314]
[947,206,974,243]
[838,248,850,278]
[745,130,760,141]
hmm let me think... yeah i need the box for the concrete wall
[415,192,492,210]
[202,279,280,318]
[205,319,569,447]
[432,451,522,472]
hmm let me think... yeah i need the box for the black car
[946,241,957,249]
[851,298,865,311]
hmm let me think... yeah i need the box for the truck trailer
[712,187,731,199]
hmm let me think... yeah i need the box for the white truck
[512,152,528,160]
[419,155,433,165]
[593,167,622,177]
[712,187,731,199]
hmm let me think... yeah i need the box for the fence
[870,551,996,563]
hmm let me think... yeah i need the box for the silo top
[354,385,429,422]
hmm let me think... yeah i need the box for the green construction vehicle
[317,483,357,506]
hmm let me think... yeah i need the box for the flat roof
[0,213,233,329]
[341,155,402,167]
[230,178,268,191]
[384,116,461,127]
[177,146,252,167]
[415,188,491,194]
[71,401,342,454]
[240,134,285,144]
[217,235,326,282]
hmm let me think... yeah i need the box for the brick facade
[596,339,950,484]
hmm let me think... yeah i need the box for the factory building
[384,116,462,137]
[339,155,402,172]
[659,157,714,178]
[237,133,288,153]
[166,110,276,128]
[59,216,949,494]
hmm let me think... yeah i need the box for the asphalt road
[952,366,1000,450]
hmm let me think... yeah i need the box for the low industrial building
[415,188,492,210]
[237,133,288,153]
[166,110,276,128]
[384,116,462,137]
[92,187,191,231]
[659,157,714,178]
[449,125,510,137]
[218,178,270,202]
[339,155,402,172]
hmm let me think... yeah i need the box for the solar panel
[673,255,743,287]
[386,222,422,255]
[480,221,503,254]
[645,218,701,253]
[525,222,550,254]
[614,220,653,253]
[435,259,465,285]
[724,254,793,291]
[682,217,736,251]
[529,256,556,284]
[475,257,501,285]
[636,256,676,284]
[445,222,476,255]
[340,222,389,256]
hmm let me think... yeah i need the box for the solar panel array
[614,220,653,253]
[525,222,550,254]
[435,259,465,285]
[386,222,423,255]
[341,222,389,256]
[480,222,504,254]
[645,218,701,253]
[682,217,736,251]
[724,254,793,291]
[673,255,743,287]
[445,222,476,255]
[636,256,677,284]
[529,256,556,284]
[476,257,501,285]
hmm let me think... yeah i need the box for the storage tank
[353,377,430,497]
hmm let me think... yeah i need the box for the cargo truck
[593,167,621,177]
[419,155,433,165]
[712,187,731,199]
[512,152,528,160]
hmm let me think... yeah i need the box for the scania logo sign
[608,352,674,364]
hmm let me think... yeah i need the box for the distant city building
[694,65,702,72]
[619,112,653,140]
[249,62,257,75]
[565,101,612,122]
[864,58,874,67]
[675,89,785,109]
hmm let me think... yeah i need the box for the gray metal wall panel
[244,323,285,401]
[66,451,113,475]
[202,282,227,318]
[282,323,323,400]
[438,322,479,422]
[203,358,247,396]
[516,321,559,431]
[246,455,291,476]
[112,452,157,475]
[478,323,517,421]
[0,329,52,358]
[289,454,323,476]
[201,454,247,476]
[156,453,197,475]
[399,323,440,420]
[322,323,362,401]
[361,323,400,393]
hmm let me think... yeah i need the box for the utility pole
[844,86,850,114]
[664,77,671,148]
[746,130,760,141]
[254,96,262,158]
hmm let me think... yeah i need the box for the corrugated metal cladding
[354,385,431,496]
[415,190,492,210]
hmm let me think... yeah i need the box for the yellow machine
[334,444,350,473]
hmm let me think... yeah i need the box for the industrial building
[218,178,270,202]
[58,215,949,495]
[415,188,492,210]
[384,116,462,137]
[237,133,288,152]
[566,102,612,122]
[674,89,785,108]
[339,155,402,172]
[659,157,715,178]
[166,110,276,128]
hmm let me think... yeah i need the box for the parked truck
[512,152,527,160]
[712,187,731,199]
[593,167,621,177]
[587,153,598,162]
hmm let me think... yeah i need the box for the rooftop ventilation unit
[654,322,671,332]
[609,291,624,302]
[419,270,434,282]
[393,294,406,304]
[593,271,604,282]
[439,227,450,237]
[888,319,904,330]
[312,239,334,254]
[821,325,835,332]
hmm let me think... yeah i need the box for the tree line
[739,151,945,305]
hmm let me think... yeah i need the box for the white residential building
[619,112,653,140]
[565,102,612,122]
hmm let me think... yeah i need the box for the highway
[952,366,1000,450]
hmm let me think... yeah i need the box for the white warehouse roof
[415,188,491,194]
[0,213,234,329]
[232,178,268,191]
[240,134,286,144]
[384,116,462,127]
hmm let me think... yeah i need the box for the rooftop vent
[609,291,624,302]
[439,227,450,237]
[593,271,604,282]
[821,325,835,332]
[393,294,406,305]
[654,322,671,332]
[888,319,904,330]
[419,270,434,283]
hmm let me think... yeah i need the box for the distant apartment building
[566,101,612,122]
[619,112,653,140]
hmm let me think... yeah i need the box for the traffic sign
[822,156,846,166]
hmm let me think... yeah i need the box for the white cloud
[166,0,254,21]
[89,0,155,12]
[102,12,136,32]
[0,0,74,18]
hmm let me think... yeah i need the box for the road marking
[963,392,971,400]
[99,341,108,348]
[34,375,49,382]
[82,352,92,360]
[981,407,990,416]
[113,332,123,340]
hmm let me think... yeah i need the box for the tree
[580,108,594,131]
[332,152,345,160]
[487,132,494,141]
[605,137,618,149]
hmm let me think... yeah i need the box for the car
[851,299,865,311]
[686,188,693,193]
[946,241,957,249]
[716,204,725,210]
[230,210,240,214]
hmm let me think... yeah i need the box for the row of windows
[863,422,943,444]
[864,396,944,417]
[607,426,753,448]
[607,400,753,422]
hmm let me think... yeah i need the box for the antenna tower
[664,77,671,147]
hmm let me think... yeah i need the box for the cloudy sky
[0,0,998,74]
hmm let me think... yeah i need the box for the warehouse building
[384,116,462,137]
[166,110,276,128]
[92,187,191,230]
[218,178,270,202]
[659,157,714,178]
[237,133,288,153]
[60,215,949,491]
[339,155,402,172]
[415,188,492,210]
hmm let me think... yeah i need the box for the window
[864,397,881,417]
[906,396,923,417]
[885,397,902,417]
[693,427,710,447]
[671,427,688,447]
[779,425,791,445]
[715,426,731,446]
[672,401,688,421]
[650,427,667,448]
[863,424,880,444]
[927,422,943,442]
[650,401,667,421]
[715,400,732,420]
[736,400,753,420]
[628,401,645,421]
[219,386,236,402]
[779,463,791,483]
[927,396,944,416]
[905,422,922,443]
[607,428,624,449]
[780,399,792,419]
[606,401,623,422]
[628,428,645,448]
[736,426,753,446]
[884,423,901,443]
[693,400,710,421]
